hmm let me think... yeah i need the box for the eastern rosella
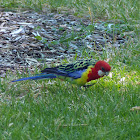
[12,59,111,86]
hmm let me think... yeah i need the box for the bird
[12,59,111,86]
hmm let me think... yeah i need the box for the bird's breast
[73,66,93,86]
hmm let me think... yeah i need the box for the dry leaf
[130,106,140,111]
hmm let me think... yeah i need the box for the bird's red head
[95,61,111,77]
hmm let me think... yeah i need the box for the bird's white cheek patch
[98,70,105,77]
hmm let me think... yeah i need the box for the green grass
[0,0,139,20]
[0,43,140,139]
[0,0,140,139]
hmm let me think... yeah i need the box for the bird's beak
[105,72,109,76]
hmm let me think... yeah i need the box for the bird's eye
[102,67,105,71]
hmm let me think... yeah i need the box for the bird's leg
[83,83,95,88]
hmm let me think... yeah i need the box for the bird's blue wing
[67,69,86,79]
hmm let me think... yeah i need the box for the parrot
[12,59,111,86]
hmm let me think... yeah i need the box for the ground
[0,3,140,140]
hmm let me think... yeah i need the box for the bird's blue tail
[12,74,56,82]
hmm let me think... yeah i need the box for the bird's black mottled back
[41,59,97,75]
[58,59,97,72]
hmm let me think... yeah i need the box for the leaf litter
[0,10,129,77]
